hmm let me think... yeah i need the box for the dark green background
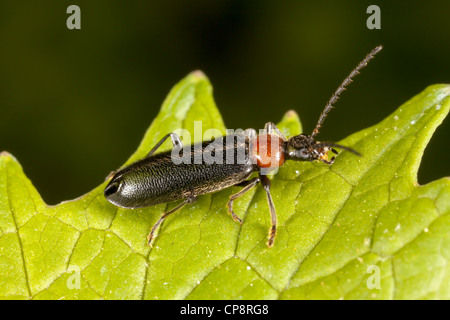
[1,0,449,205]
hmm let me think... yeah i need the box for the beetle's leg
[243,128,257,139]
[146,133,183,158]
[260,175,277,247]
[105,170,117,181]
[264,122,288,142]
[106,133,182,181]
[319,147,337,165]
[227,177,260,224]
[321,157,335,165]
[147,195,196,246]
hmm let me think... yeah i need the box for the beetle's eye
[104,181,120,197]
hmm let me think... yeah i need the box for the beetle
[104,45,383,247]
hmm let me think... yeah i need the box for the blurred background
[0,0,449,205]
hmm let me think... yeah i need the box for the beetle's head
[284,134,360,164]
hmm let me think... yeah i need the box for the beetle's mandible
[104,45,383,247]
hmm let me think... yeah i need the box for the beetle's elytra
[104,45,383,247]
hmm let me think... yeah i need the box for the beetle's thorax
[250,133,285,169]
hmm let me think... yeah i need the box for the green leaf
[0,71,449,300]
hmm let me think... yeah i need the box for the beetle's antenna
[311,45,383,138]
